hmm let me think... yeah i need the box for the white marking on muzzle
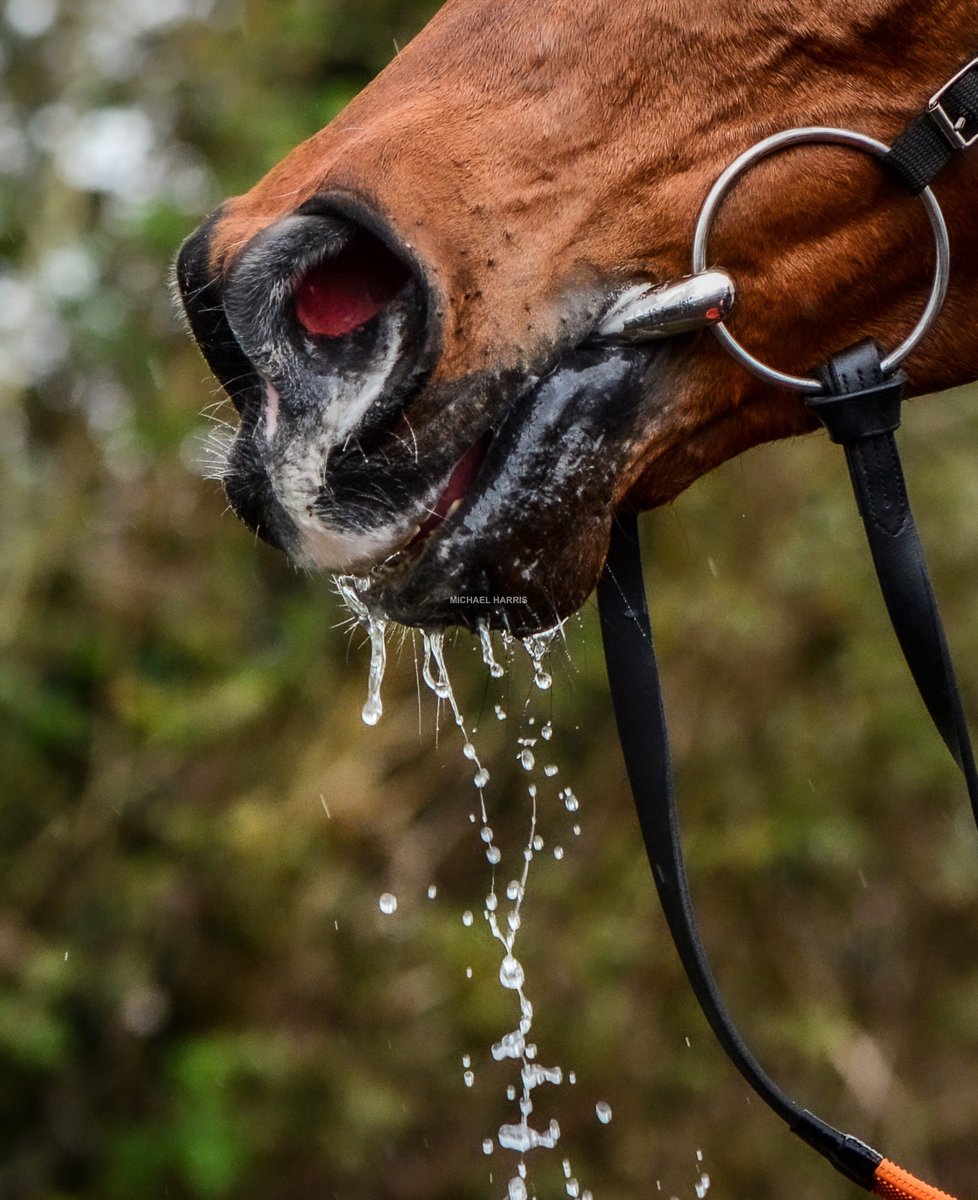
[263,310,420,572]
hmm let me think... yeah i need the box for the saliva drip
[521,627,559,691]
[334,575,389,726]
[479,620,505,678]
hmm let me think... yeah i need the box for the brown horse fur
[178,0,978,633]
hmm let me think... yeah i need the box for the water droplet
[507,1178,528,1200]
[498,1119,560,1152]
[478,623,505,678]
[486,891,498,911]
[562,1159,572,1179]
[507,1085,517,1101]
[568,1071,577,1084]
[463,742,477,759]
[532,834,544,851]
[572,824,581,836]
[507,911,521,932]
[474,768,490,788]
[421,631,452,700]
[541,722,554,741]
[567,1181,580,1198]
[378,893,397,915]
[486,845,501,865]
[494,1032,523,1060]
[595,1101,612,1124]
[462,910,474,927]
[522,629,558,690]
[427,884,438,899]
[563,789,579,812]
[544,764,558,777]
[522,1063,563,1088]
[483,1139,494,1155]
[554,846,564,860]
[499,954,525,990]
[480,826,494,843]
[519,749,535,771]
[463,1070,474,1087]
[466,966,473,978]
[695,1175,711,1198]
[335,577,388,726]
[494,704,507,720]
[506,880,523,901]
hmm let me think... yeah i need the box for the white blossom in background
[4,0,58,39]
[0,0,223,395]
[0,273,70,387]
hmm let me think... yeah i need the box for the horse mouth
[177,203,660,635]
[357,342,656,634]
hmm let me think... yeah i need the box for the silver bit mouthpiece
[597,269,736,342]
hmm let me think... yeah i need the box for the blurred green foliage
[2,2,978,1198]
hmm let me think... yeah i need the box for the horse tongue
[416,437,488,539]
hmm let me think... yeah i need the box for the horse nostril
[294,229,411,339]
[221,208,435,435]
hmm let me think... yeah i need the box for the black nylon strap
[886,60,978,194]
[888,111,957,194]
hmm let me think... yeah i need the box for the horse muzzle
[177,198,724,633]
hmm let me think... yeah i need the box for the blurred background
[2,2,978,1197]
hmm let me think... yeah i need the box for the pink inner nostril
[294,231,411,338]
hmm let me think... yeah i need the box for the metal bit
[597,269,735,342]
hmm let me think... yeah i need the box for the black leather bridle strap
[597,513,884,1190]
[808,339,978,808]
[597,343,977,1194]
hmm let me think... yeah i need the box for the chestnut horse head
[177,0,978,635]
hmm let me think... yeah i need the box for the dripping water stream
[333,581,627,1199]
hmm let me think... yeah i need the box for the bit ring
[691,126,950,393]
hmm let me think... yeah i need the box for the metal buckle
[928,56,978,149]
